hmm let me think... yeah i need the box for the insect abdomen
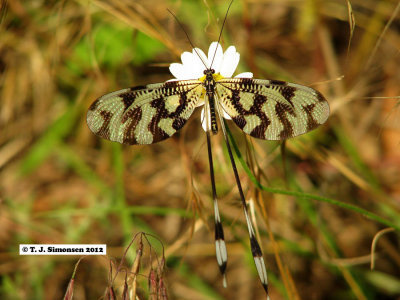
[209,96,219,134]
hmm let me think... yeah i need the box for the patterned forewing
[87,80,203,145]
[216,78,329,140]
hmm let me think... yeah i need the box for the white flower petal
[169,63,187,79]
[200,107,210,132]
[208,42,223,72]
[189,48,208,78]
[200,103,232,131]
[179,51,201,79]
[220,46,240,77]
[180,51,194,66]
[235,72,253,78]
[202,103,232,132]
[218,103,232,120]
[169,42,245,81]
[193,48,208,67]
[222,110,232,120]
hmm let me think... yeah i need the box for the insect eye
[211,69,215,74]
[203,70,207,74]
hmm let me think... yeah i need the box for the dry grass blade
[91,0,181,56]
[370,227,395,270]
[129,237,143,299]
[0,0,8,25]
[365,2,400,70]
[63,257,85,300]
[345,0,356,58]
[122,273,130,300]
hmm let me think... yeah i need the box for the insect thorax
[202,69,219,134]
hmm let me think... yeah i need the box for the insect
[87,73,329,145]
[87,4,329,299]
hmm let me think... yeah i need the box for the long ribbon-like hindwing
[206,131,228,288]
[215,96,270,298]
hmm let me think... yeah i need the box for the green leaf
[365,271,400,294]
[67,23,135,75]
[94,24,134,66]
[19,106,79,175]
[132,31,166,64]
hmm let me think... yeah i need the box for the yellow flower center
[199,72,225,82]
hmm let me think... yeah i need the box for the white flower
[169,42,253,131]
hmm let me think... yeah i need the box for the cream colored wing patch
[87,80,203,145]
[216,78,329,140]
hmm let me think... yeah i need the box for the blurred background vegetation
[1,0,400,299]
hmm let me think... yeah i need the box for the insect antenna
[216,104,270,298]
[209,0,234,69]
[167,8,209,70]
